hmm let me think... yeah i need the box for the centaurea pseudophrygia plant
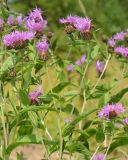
[0,3,128,160]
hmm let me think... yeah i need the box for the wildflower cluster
[7,15,24,26]
[59,15,94,39]
[0,5,128,160]
[108,30,128,58]
[29,85,42,105]
[67,54,86,72]
[2,8,50,56]
[26,8,47,33]
[98,103,125,119]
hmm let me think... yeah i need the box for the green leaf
[66,142,90,160]
[90,45,100,59]
[1,7,9,18]
[0,57,13,73]
[62,104,79,115]
[109,137,128,153]
[18,121,33,136]
[62,108,97,137]
[51,82,69,93]
[51,39,57,50]
[19,105,57,115]
[23,69,31,89]
[5,135,57,155]
[40,94,53,103]
[28,111,38,127]
[19,89,30,106]
[96,128,105,143]
[108,88,128,103]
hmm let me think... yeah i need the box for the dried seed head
[8,68,16,77]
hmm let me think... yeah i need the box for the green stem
[90,145,100,160]
[78,0,87,16]
[0,104,7,148]
[90,54,111,94]
[103,136,113,160]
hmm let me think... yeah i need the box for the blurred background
[7,0,128,36]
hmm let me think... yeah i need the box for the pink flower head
[0,18,4,28]
[114,47,128,58]
[36,36,49,55]
[3,30,35,49]
[108,38,116,48]
[29,85,42,105]
[26,8,47,32]
[113,32,125,41]
[124,118,128,125]
[74,17,91,33]
[98,103,125,119]
[16,14,24,25]
[92,153,105,160]
[96,60,104,73]
[75,54,86,66]
[7,15,15,26]
[59,15,78,25]
[67,64,74,72]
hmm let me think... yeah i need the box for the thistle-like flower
[113,32,125,41]
[75,54,86,66]
[29,85,42,105]
[36,36,49,60]
[59,15,78,25]
[124,118,128,126]
[98,103,125,119]
[0,18,4,29]
[26,8,47,32]
[92,153,105,160]
[59,15,92,37]
[36,36,49,54]
[74,17,91,33]
[96,60,104,74]
[67,64,74,72]
[108,39,115,48]
[114,47,128,58]
[3,30,35,49]
[16,14,24,25]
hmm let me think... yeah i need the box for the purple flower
[98,103,125,119]
[7,15,15,26]
[59,15,78,25]
[74,17,91,33]
[36,36,49,55]
[108,39,116,48]
[16,15,24,25]
[113,32,125,41]
[59,16,91,33]
[96,60,104,73]
[114,47,128,58]
[3,30,35,49]
[67,64,74,72]
[0,18,4,28]
[124,118,128,125]
[75,54,86,66]
[75,60,82,66]
[29,85,42,105]
[81,55,86,63]
[92,153,105,160]
[26,8,47,32]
